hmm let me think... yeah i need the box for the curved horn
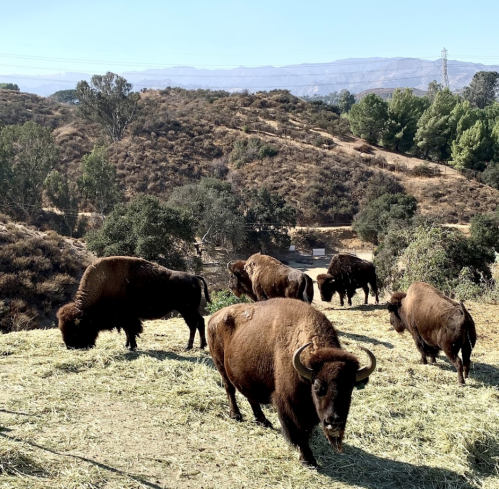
[355,346,376,383]
[227,261,234,271]
[292,342,315,380]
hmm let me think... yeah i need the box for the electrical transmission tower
[441,47,449,89]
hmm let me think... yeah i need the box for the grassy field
[0,297,498,489]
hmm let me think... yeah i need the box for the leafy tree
[44,170,79,236]
[0,121,58,221]
[425,80,442,104]
[78,146,121,218]
[243,188,296,252]
[50,89,78,104]
[470,213,499,252]
[449,119,488,170]
[76,72,140,142]
[348,93,388,144]
[0,83,20,91]
[463,71,499,109]
[382,88,430,152]
[168,177,245,250]
[414,88,459,160]
[86,194,195,270]
[352,193,418,244]
[338,89,356,114]
[362,172,404,203]
[482,161,499,189]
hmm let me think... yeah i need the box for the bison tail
[195,275,212,303]
[302,274,314,304]
[460,301,477,348]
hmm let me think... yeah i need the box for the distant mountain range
[1,57,499,97]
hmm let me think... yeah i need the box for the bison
[57,256,211,351]
[317,253,379,306]
[228,253,314,304]
[208,298,376,466]
[387,282,476,385]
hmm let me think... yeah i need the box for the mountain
[2,57,499,97]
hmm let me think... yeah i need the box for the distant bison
[228,253,313,303]
[208,298,375,466]
[317,253,378,306]
[387,282,476,384]
[57,256,211,350]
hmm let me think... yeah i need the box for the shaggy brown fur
[208,298,375,467]
[232,253,313,303]
[317,253,378,306]
[57,256,211,350]
[388,282,476,384]
[227,260,258,301]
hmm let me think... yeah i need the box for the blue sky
[1,0,499,76]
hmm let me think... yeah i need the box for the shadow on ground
[339,331,393,349]
[122,348,216,369]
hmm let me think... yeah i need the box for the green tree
[449,119,488,170]
[76,72,140,142]
[463,71,499,109]
[44,170,79,236]
[470,213,499,252]
[338,89,356,114]
[352,193,418,245]
[243,188,296,252]
[425,80,442,104]
[382,88,430,152]
[50,89,78,105]
[0,83,20,91]
[168,177,245,250]
[78,146,121,218]
[414,88,459,160]
[86,194,195,270]
[482,161,499,189]
[348,93,388,144]
[0,121,58,221]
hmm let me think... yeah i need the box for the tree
[414,88,459,160]
[78,146,121,218]
[338,89,356,114]
[50,89,78,105]
[352,193,418,245]
[382,88,430,152]
[76,72,140,142]
[482,161,499,190]
[44,170,79,236]
[168,177,245,251]
[0,83,20,91]
[0,121,58,221]
[86,194,195,270]
[470,213,499,252]
[463,71,499,109]
[348,93,388,144]
[243,188,296,252]
[425,80,442,104]
[449,119,488,170]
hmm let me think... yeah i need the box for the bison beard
[208,298,375,466]
[57,256,211,351]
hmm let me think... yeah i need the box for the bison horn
[355,347,376,383]
[292,342,315,381]
[227,261,234,271]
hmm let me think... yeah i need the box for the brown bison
[228,253,314,303]
[208,298,376,466]
[317,253,379,306]
[57,256,211,351]
[387,282,476,385]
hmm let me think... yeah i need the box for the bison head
[293,343,375,453]
[227,261,255,301]
[387,292,407,333]
[57,303,98,349]
[316,274,340,302]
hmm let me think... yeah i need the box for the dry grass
[0,296,497,488]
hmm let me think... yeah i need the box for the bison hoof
[185,344,193,351]
[230,412,243,422]
[300,456,318,468]
[257,418,273,429]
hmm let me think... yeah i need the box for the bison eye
[313,381,327,397]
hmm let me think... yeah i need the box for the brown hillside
[1,88,498,224]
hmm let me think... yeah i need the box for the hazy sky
[1,0,498,77]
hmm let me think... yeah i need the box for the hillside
[1,87,499,225]
[0,297,497,488]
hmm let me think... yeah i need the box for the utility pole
[441,47,450,89]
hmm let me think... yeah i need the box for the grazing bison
[57,256,211,351]
[228,253,314,303]
[387,282,476,385]
[317,253,379,306]
[208,298,376,466]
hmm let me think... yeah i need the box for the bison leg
[443,347,465,385]
[249,401,273,428]
[278,411,317,467]
[338,291,345,307]
[179,310,207,350]
[461,340,472,379]
[123,318,142,351]
[362,285,369,304]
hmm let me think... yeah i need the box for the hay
[0,304,497,488]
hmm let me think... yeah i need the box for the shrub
[206,290,251,314]
[353,143,373,154]
[411,163,440,177]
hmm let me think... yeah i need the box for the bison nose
[324,414,341,430]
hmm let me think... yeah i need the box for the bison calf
[57,256,211,351]
[208,298,375,466]
[387,282,476,385]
